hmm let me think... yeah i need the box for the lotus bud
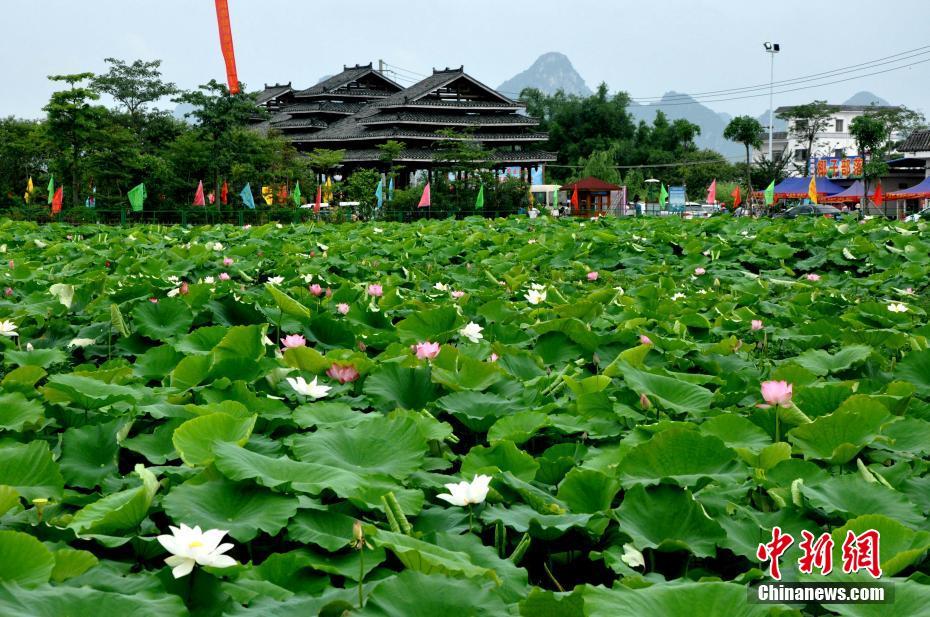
[32,498,49,523]
[639,393,651,410]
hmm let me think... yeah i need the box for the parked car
[773,204,843,219]
[904,207,930,222]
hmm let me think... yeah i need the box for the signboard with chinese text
[810,156,863,179]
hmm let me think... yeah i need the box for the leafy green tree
[175,80,263,197]
[577,149,621,184]
[91,58,178,126]
[44,73,110,208]
[0,118,47,204]
[850,114,889,214]
[723,115,764,200]
[306,148,345,182]
[777,101,835,173]
[750,151,791,192]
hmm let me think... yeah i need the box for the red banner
[215,0,240,94]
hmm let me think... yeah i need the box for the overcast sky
[3,0,929,119]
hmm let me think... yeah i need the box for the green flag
[475,185,484,210]
[659,183,669,207]
[764,180,776,206]
[47,176,54,205]
[293,181,302,207]
[128,183,146,212]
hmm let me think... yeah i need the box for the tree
[175,80,261,195]
[577,149,621,184]
[91,58,178,124]
[777,101,835,173]
[0,118,47,204]
[44,73,109,208]
[850,114,889,216]
[750,151,791,192]
[306,149,345,182]
[723,116,764,204]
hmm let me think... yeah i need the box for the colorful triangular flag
[418,183,431,208]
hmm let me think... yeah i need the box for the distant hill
[497,52,592,97]
[628,92,743,158]
[844,91,891,106]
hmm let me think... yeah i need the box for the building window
[835,119,844,132]
[794,148,809,162]
[834,148,845,157]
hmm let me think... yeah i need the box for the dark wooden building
[254,63,555,181]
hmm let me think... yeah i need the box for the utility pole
[378,59,385,74]
[764,42,781,161]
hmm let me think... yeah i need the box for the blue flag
[240,183,256,209]
[388,176,394,201]
[530,166,544,185]
[375,178,384,209]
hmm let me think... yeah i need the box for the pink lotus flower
[640,334,653,346]
[336,303,350,315]
[149,297,158,303]
[223,257,233,266]
[806,273,821,282]
[281,334,307,349]
[413,341,441,360]
[367,284,383,297]
[694,267,706,276]
[488,353,499,362]
[8,260,13,270]
[358,341,367,352]
[760,380,793,408]
[587,271,599,281]
[325,287,332,298]
[451,290,465,299]
[4,287,12,297]
[219,272,231,281]
[309,284,323,297]
[180,281,190,295]
[326,363,359,384]
[243,224,252,230]
[751,320,764,331]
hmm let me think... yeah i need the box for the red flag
[706,179,717,204]
[731,186,742,208]
[570,187,579,213]
[51,186,63,214]
[418,183,431,208]
[221,181,229,205]
[314,185,322,214]
[872,182,884,206]
[277,185,288,205]
[208,192,216,205]
[214,0,240,94]
[193,181,206,206]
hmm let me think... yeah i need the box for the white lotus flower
[620,544,645,569]
[166,287,181,298]
[525,289,546,305]
[302,273,314,284]
[212,242,224,251]
[530,283,546,291]
[68,338,95,348]
[887,302,909,313]
[433,282,448,292]
[0,320,18,337]
[671,292,686,301]
[156,523,237,578]
[203,276,215,284]
[436,475,492,507]
[286,375,331,399]
[267,276,284,285]
[460,322,484,343]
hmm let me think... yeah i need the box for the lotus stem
[508,533,531,565]
[381,495,400,533]
[543,561,565,592]
[358,547,364,609]
[384,492,411,535]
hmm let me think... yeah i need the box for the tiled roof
[256,83,293,105]
[295,64,402,97]
[295,128,547,143]
[360,112,538,127]
[334,148,557,163]
[282,102,365,115]
[270,118,328,130]
[900,129,930,152]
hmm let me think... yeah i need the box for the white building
[758,104,901,176]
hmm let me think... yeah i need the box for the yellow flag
[24,177,34,203]
[324,177,333,203]
[808,177,818,205]
[261,186,273,206]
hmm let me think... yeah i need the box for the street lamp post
[764,42,781,162]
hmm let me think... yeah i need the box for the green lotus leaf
[286,508,357,552]
[582,581,788,617]
[359,570,508,617]
[50,548,98,583]
[1,365,48,394]
[0,441,64,500]
[461,440,539,482]
[482,504,594,540]
[0,486,19,517]
[434,391,513,431]
[59,419,121,488]
[394,305,462,343]
[787,403,890,465]
[132,296,194,341]
[430,347,502,392]
[614,363,713,416]
[175,325,230,355]
[825,580,930,617]
[69,467,158,536]
[372,529,500,584]
[556,468,620,514]
[895,348,930,397]
[616,484,726,557]
[802,475,924,527]
[172,412,256,466]
[44,374,138,410]
[162,476,299,542]
[0,531,55,587]
[168,353,212,390]
[2,348,66,369]
[363,364,439,410]
[618,428,746,488]
[265,284,312,320]
[0,583,188,617]
[790,345,873,376]
[133,344,184,381]
[830,514,930,577]
[488,411,549,445]
[0,392,43,432]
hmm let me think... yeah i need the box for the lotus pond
[0,215,929,616]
